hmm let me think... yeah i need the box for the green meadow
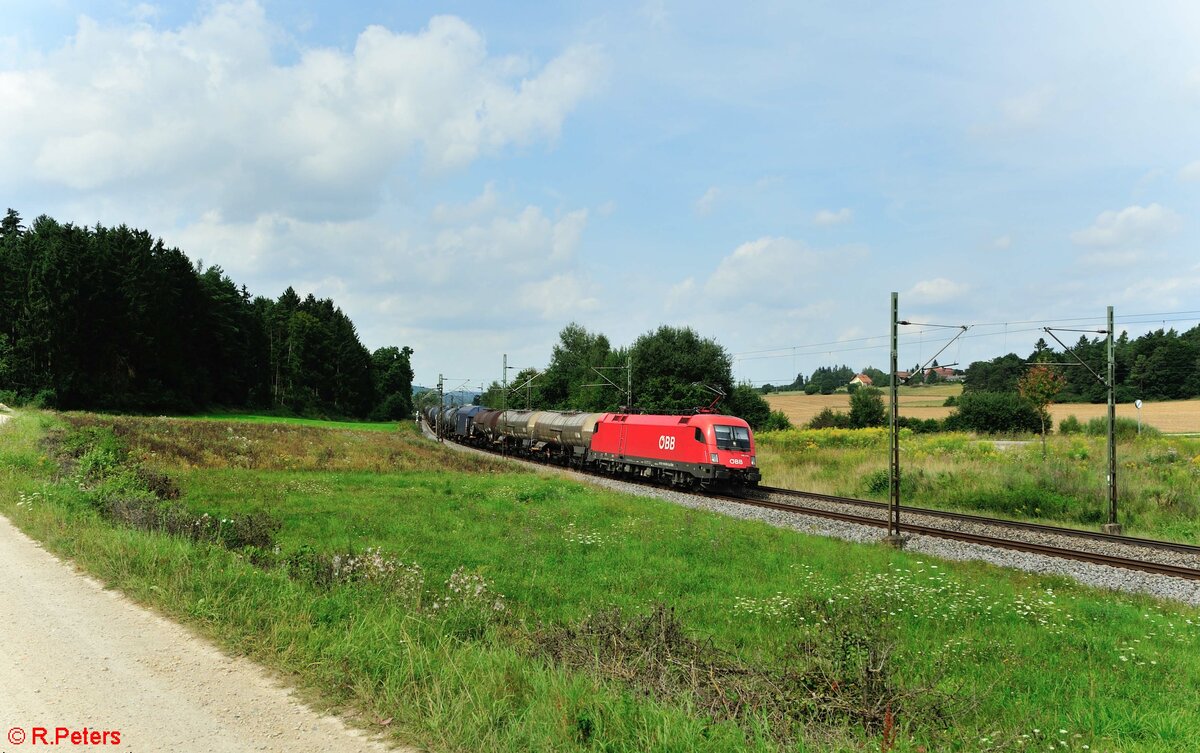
[1,411,1199,752]
[755,428,1200,543]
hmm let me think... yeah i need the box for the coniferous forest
[0,210,413,419]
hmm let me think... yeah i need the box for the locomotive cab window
[694,428,704,443]
[713,425,750,450]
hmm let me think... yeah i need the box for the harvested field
[768,389,1200,434]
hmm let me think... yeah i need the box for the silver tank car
[532,412,605,450]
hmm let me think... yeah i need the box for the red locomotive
[588,412,759,488]
[426,404,760,489]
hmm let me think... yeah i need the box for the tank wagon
[427,404,759,489]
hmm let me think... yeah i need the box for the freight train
[423,404,760,489]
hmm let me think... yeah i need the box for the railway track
[423,421,1200,582]
[757,485,1200,556]
[723,488,1200,581]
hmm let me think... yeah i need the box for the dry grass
[61,413,513,474]
[768,388,1200,434]
[767,386,961,426]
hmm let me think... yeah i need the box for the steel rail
[757,485,1200,556]
[708,490,1200,581]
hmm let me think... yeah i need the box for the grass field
[3,411,1200,752]
[768,386,1200,434]
[754,428,1200,542]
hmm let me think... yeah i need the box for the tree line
[0,210,413,419]
[964,333,1200,403]
[462,323,791,431]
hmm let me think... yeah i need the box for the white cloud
[813,207,852,226]
[519,273,599,319]
[703,236,865,306]
[992,235,1012,250]
[0,3,605,221]
[552,210,589,260]
[1070,203,1182,248]
[431,205,589,282]
[969,85,1056,137]
[694,186,720,215]
[1077,249,1157,267]
[1180,160,1200,182]
[905,278,969,303]
[431,182,499,224]
[666,277,696,312]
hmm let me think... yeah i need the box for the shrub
[942,395,958,407]
[860,469,918,497]
[944,391,1042,434]
[726,385,772,430]
[1059,415,1082,435]
[803,382,819,395]
[897,416,943,434]
[808,408,851,429]
[849,386,886,428]
[1083,416,1159,440]
[762,410,792,432]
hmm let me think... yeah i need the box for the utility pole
[626,353,633,412]
[501,354,507,413]
[436,373,444,442]
[1105,305,1120,534]
[1043,307,1119,533]
[887,292,903,545]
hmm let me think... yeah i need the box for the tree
[945,391,1043,434]
[862,366,889,387]
[630,326,732,413]
[808,365,854,394]
[848,386,886,428]
[1018,365,1066,458]
[725,384,770,429]
[538,323,613,410]
[370,346,415,420]
[963,353,1025,393]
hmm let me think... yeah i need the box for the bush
[808,407,851,429]
[1084,416,1159,440]
[1058,415,1082,435]
[897,416,944,434]
[944,391,1042,434]
[762,410,792,432]
[726,385,772,430]
[803,382,819,395]
[942,395,958,407]
[849,387,886,428]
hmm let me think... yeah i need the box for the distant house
[894,370,911,382]
[849,373,873,387]
[924,366,960,381]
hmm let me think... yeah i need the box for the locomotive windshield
[713,425,751,450]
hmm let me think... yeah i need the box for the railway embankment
[2,411,1199,752]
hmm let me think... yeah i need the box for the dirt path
[0,514,414,753]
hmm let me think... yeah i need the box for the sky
[3,1,1199,392]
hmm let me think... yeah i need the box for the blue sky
[4,1,1199,391]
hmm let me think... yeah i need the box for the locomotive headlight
[710,453,719,463]
[750,456,756,466]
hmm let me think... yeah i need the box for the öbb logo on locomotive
[427,404,761,490]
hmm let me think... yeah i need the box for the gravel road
[0,514,411,753]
